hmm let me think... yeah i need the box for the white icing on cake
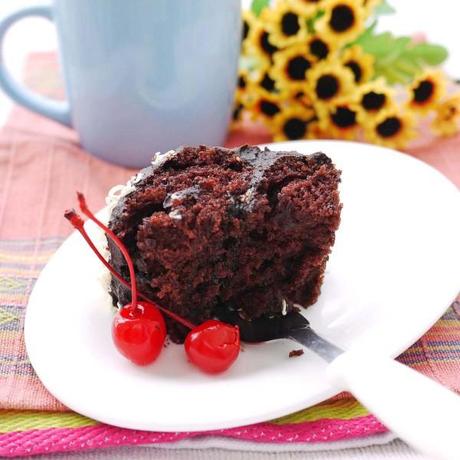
[105,181,136,213]
[105,150,178,214]
[281,298,288,316]
[168,209,183,220]
[151,149,176,168]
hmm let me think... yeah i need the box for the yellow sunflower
[246,12,279,64]
[357,78,395,115]
[235,69,250,101]
[272,44,314,92]
[431,93,460,136]
[248,93,283,122]
[307,60,355,105]
[316,0,365,46]
[230,102,245,130]
[265,2,308,47]
[364,107,416,149]
[242,10,257,50]
[293,90,315,107]
[317,100,361,139]
[272,105,318,141]
[251,68,280,98]
[306,33,337,62]
[286,0,327,17]
[341,45,374,84]
[406,70,446,114]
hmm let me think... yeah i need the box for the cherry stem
[77,192,138,310]
[64,208,195,330]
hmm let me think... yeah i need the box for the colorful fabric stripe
[0,239,67,412]
[0,416,386,458]
[0,397,369,435]
[0,409,386,458]
[0,411,96,433]
[273,398,369,424]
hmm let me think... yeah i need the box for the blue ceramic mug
[0,0,241,167]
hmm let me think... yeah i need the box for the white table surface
[0,1,457,459]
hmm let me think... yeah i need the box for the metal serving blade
[216,308,343,363]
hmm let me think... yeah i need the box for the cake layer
[108,145,341,342]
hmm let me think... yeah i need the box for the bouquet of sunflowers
[234,0,460,149]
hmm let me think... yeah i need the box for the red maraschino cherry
[65,192,240,373]
[185,320,240,374]
[112,300,165,365]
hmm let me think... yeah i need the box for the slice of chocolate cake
[108,145,341,343]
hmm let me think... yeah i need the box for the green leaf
[354,28,449,84]
[410,43,448,66]
[306,9,325,33]
[251,0,270,17]
[374,0,396,16]
[346,22,376,49]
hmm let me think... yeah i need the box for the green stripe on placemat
[272,398,369,424]
[0,411,96,433]
[0,398,369,434]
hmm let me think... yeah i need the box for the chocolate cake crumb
[108,145,342,343]
[289,349,304,358]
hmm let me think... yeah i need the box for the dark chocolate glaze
[110,145,332,219]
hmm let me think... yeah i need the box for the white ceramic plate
[25,140,460,432]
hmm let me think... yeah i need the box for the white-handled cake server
[218,309,460,460]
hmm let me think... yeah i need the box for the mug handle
[0,5,71,127]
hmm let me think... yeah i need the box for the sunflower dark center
[413,80,434,103]
[242,20,250,41]
[283,118,307,140]
[309,39,329,59]
[362,91,386,111]
[330,5,355,32]
[377,117,402,138]
[232,104,243,121]
[345,61,362,82]
[281,12,300,36]
[260,31,278,56]
[286,56,311,81]
[259,100,280,117]
[260,73,276,92]
[316,74,339,99]
[238,75,247,89]
[331,107,356,128]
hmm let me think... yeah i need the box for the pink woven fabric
[0,415,386,458]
